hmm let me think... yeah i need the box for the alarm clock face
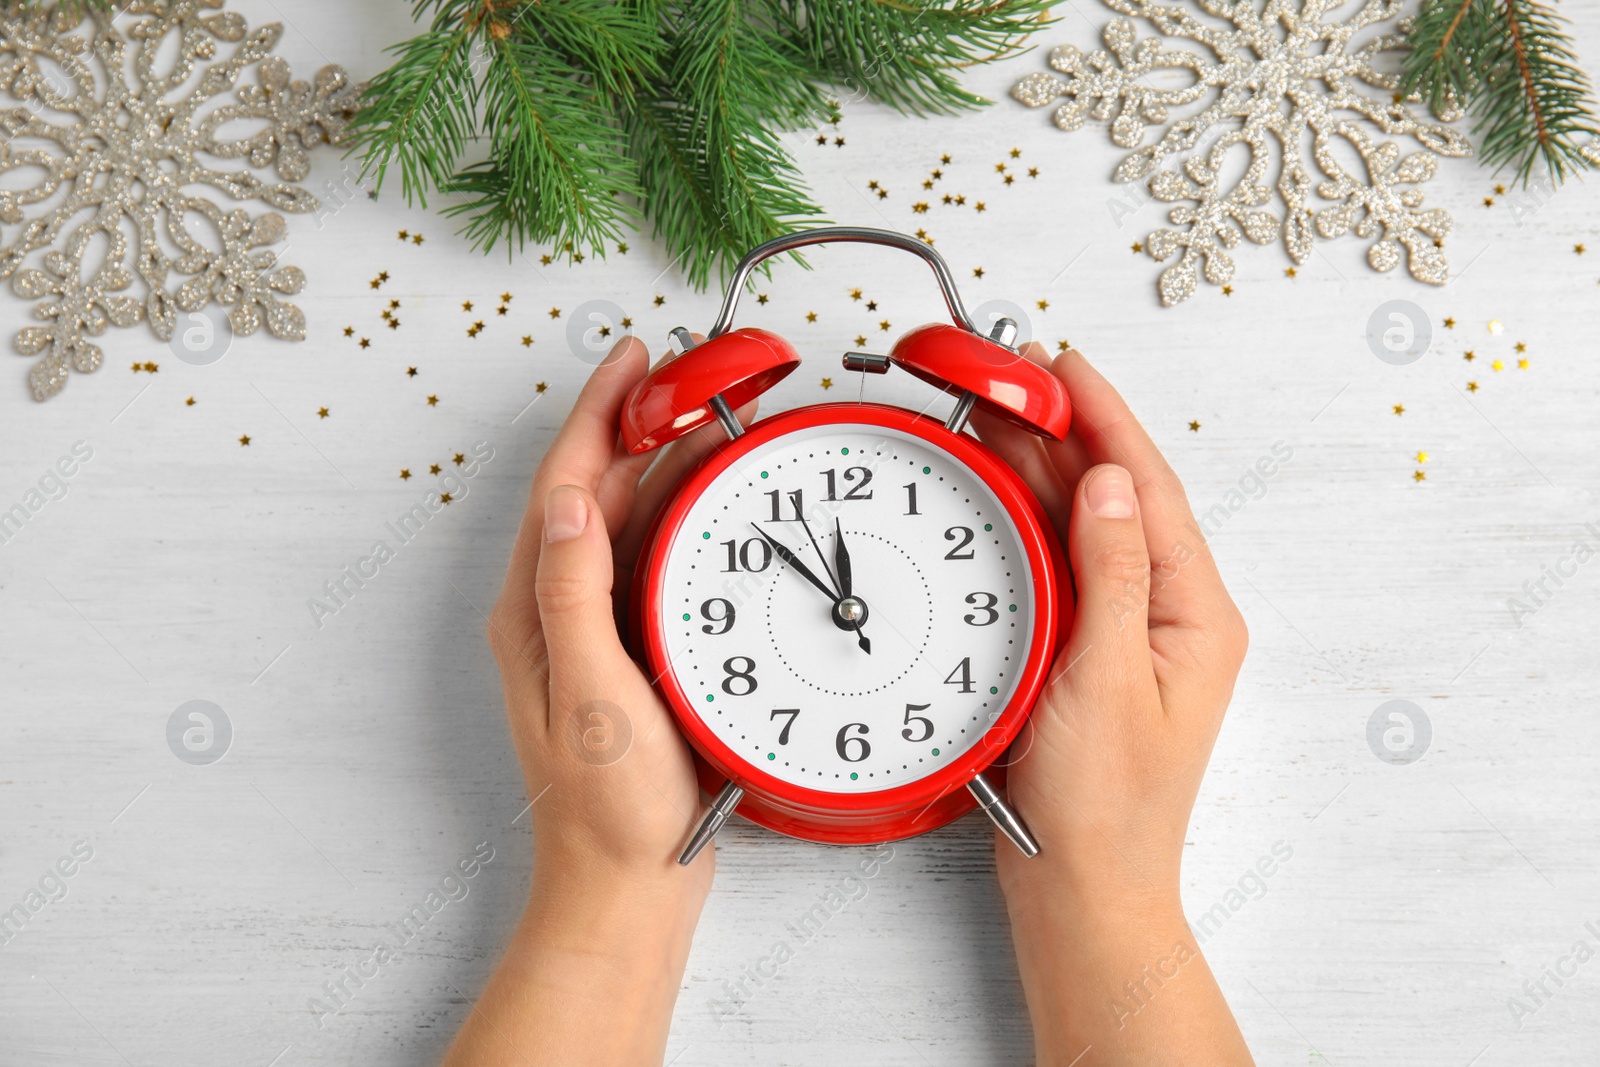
[648,412,1041,795]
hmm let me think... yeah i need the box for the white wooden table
[3,3,1598,1064]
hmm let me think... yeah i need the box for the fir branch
[1403,0,1600,185]
[356,0,1054,283]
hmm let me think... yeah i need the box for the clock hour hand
[832,520,870,655]
[748,524,838,603]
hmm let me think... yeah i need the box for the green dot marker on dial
[990,686,999,694]
[767,752,775,760]
[841,447,849,455]
[705,694,714,702]
[985,524,993,531]
[932,747,941,756]
[683,613,691,621]
[760,471,768,478]
[702,531,710,539]
[850,772,858,780]
[922,466,931,474]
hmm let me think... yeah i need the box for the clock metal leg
[947,317,1020,434]
[668,325,745,441]
[968,772,1039,857]
[677,781,745,865]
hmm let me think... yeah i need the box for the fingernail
[1086,465,1136,518]
[544,486,588,542]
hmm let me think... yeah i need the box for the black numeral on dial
[770,708,799,745]
[721,538,773,572]
[901,703,934,743]
[821,466,874,501]
[944,657,975,693]
[721,656,757,696]
[836,722,871,762]
[964,591,999,625]
[944,526,975,559]
[700,598,735,635]
[903,482,920,515]
[764,489,803,522]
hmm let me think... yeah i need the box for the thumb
[535,485,630,689]
[1062,464,1155,681]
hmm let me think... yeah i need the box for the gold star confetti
[879,319,893,331]
[439,492,453,504]
[369,279,381,290]
[1467,380,1479,392]
[866,300,878,311]
[757,293,769,305]
[954,195,966,206]
[854,334,867,346]
[317,406,329,419]
[1027,167,1038,178]
[815,134,827,146]
[1132,242,1143,253]
[1221,285,1233,296]
[359,338,370,349]
[618,243,629,254]
[995,162,1007,173]
[913,201,929,213]
[621,317,632,328]
[1188,420,1201,432]
[1413,470,1426,482]
[806,311,818,323]
[973,267,985,278]
[1057,340,1071,352]
[521,335,533,347]
[922,179,934,190]
[453,453,465,466]
[1037,299,1049,310]
[1009,147,1021,158]
[941,194,953,205]
[1514,341,1526,353]
[1491,359,1504,372]
[850,288,863,300]
[1483,197,1494,207]
[540,254,552,266]
[406,366,418,377]
[1576,243,1587,254]
[1443,317,1456,328]
[1003,174,1015,186]
[931,169,943,180]
[1518,357,1529,369]
[1487,319,1504,335]
[387,319,400,330]
[1415,451,1429,463]
[462,300,473,311]
[400,469,412,480]
[426,394,439,406]
[378,271,389,282]
[1285,267,1297,278]
[654,295,665,307]
[1495,184,1506,194]
[398,230,408,240]
[821,377,833,389]
[548,307,561,319]
[239,434,251,446]
[916,229,932,243]
[833,136,844,147]
[597,325,611,338]
[868,180,879,190]
[941,154,952,164]
[145,361,159,372]
[412,233,423,245]
[875,189,887,200]
[1464,350,1475,361]
[501,292,512,302]
[535,382,548,393]
[389,299,400,309]
[129,362,140,372]
[185,396,195,406]
[974,201,986,213]
[1393,404,1405,415]
[429,463,442,475]
[381,309,392,321]
[342,325,353,337]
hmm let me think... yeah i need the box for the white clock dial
[657,422,1035,793]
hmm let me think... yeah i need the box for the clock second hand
[748,524,839,603]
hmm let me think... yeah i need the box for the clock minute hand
[748,525,838,603]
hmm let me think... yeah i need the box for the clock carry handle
[621,227,1071,454]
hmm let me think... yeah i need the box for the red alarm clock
[621,228,1071,864]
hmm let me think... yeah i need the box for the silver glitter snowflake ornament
[1013,0,1470,306]
[0,0,358,400]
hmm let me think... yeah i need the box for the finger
[969,407,1072,537]
[534,485,631,727]
[1050,349,1228,630]
[499,337,648,640]
[1055,464,1158,703]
